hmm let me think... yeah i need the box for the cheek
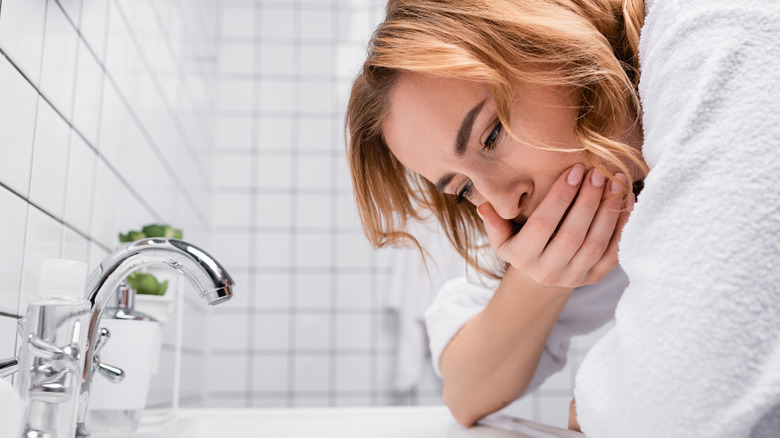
[500,140,559,174]
[499,140,585,188]
[515,116,580,150]
[510,89,580,149]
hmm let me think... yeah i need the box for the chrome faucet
[74,238,234,438]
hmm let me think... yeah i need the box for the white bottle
[87,281,161,433]
[35,258,89,304]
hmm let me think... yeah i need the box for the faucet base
[75,421,90,438]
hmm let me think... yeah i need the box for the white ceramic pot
[87,319,160,432]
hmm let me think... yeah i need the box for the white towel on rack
[383,215,467,392]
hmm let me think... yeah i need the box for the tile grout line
[245,0,260,409]
[285,0,303,408]
[328,0,339,407]
[84,0,111,265]
[56,0,84,259]
[9,0,50,372]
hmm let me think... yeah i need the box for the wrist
[503,265,575,297]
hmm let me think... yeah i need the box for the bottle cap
[38,259,88,299]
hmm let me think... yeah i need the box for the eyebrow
[434,98,487,193]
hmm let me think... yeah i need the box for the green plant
[118,224,182,243]
[126,272,169,296]
[119,224,183,295]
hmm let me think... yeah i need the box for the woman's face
[383,72,587,225]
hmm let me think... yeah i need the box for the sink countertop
[127,406,584,438]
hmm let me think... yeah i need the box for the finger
[510,164,586,259]
[587,188,635,283]
[568,398,581,432]
[477,202,515,249]
[540,168,608,267]
[565,173,627,273]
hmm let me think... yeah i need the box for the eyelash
[483,120,503,151]
[454,120,503,205]
[454,181,472,205]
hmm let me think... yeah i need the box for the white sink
[129,406,584,438]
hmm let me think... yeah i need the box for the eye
[483,120,503,151]
[454,180,473,205]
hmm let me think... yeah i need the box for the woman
[346,0,780,436]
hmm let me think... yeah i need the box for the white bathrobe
[574,0,780,436]
[425,267,627,393]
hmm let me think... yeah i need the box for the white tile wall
[39,0,78,119]
[0,189,27,315]
[0,0,47,86]
[63,134,97,234]
[0,56,38,198]
[29,98,71,217]
[253,272,291,308]
[253,355,289,392]
[0,0,218,410]
[206,0,428,409]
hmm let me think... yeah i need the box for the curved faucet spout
[76,238,234,438]
[85,238,234,311]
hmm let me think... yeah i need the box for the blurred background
[0,0,607,428]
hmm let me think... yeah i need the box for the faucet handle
[0,357,19,378]
[20,335,84,408]
[94,327,111,355]
[29,367,73,404]
[28,336,69,361]
[91,327,125,384]
[27,335,82,373]
[96,362,125,383]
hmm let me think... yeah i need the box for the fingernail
[610,173,627,194]
[591,169,605,188]
[567,164,585,186]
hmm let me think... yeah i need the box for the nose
[475,175,527,221]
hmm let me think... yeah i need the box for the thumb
[477,203,515,250]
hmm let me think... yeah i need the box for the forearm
[439,267,573,426]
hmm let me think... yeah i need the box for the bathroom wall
[0,0,609,429]
[0,0,218,408]
[204,0,445,408]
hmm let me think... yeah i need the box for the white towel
[424,267,627,391]
[383,214,468,392]
[574,0,780,437]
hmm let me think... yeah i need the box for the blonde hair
[346,0,647,278]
